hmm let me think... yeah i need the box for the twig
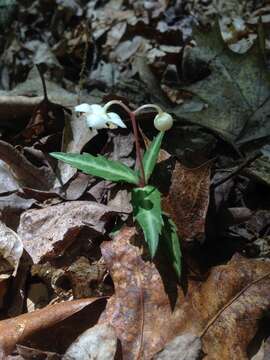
[36,65,48,101]
[199,271,270,338]
[212,152,261,189]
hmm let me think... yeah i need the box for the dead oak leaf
[99,226,183,360]
[162,160,212,242]
[99,227,270,359]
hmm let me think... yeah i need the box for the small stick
[212,152,261,189]
[36,65,48,101]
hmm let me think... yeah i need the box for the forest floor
[0,0,270,359]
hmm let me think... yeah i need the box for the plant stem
[104,100,146,187]
[130,111,146,187]
[134,104,162,115]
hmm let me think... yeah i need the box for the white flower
[154,112,173,131]
[233,17,246,32]
[74,103,126,130]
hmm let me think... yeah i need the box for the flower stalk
[104,100,146,187]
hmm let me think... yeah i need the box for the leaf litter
[0,1,270,359]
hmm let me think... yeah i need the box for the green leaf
[132,185,163,258]
[143,132,164,183]
[50,152,139,185]
[173,22,270,145]
[161,215,182,278]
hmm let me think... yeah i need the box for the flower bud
[154,112,173,131]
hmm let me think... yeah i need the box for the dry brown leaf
[18,201,118,263]
[16,344,61,359]
[163,160,212,242]
[66,257,107,298]
[0,140,55,190]
[99,226,182,359]
[99,227,270,359]
[55,112,97,186]
[0,298,102,357]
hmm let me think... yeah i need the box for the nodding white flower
[154,112,173,131]
[74,103,126,130]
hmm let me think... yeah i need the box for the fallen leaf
[0,193,35,230]
[55,112,97,186]
[0,221,23,277]
[99,226,176,359]
[63,323,117,360]
[99,227,270,359]
[26,283,49,312]
[0,298,103,357]
[66,257,107,298]
[162,160,212,242]
[16,344,61,359]
[154,333,201,360]
[173,22,270,146]
[18,201,119,263]
[0,160,19,193]
[0,140,55,190]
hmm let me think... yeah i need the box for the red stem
[130,111,146,187]
[105,101,146,187]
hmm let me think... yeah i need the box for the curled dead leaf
[0,298,103,357]
[0,140,55,190]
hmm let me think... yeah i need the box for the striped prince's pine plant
[51,100,182,279]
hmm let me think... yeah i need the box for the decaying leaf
[173,23,270,147]
[55,112,97,186]
[0,221,23,277]
[63,323,117,360]
[0,140,55,190]
[66,257,107,298]
[16,344,61,359]
[18,201,119,263]
[162,160,212,242]
[99,226,178,359]
[0,298,103,357]
[99,227,270,359]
